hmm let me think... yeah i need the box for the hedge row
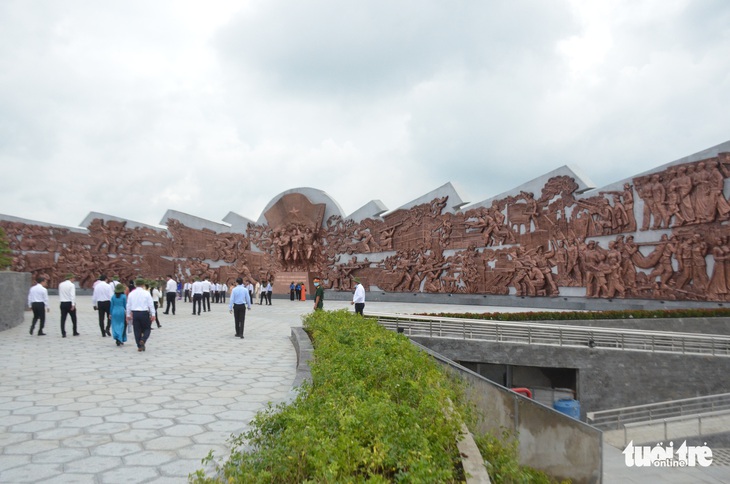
[192,309,467,483]
[422,307,730,321]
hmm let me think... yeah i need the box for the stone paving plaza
[2,294,730,483]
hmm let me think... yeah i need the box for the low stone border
[0,271,31,331]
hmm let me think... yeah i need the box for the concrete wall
[416,342,602,484]
[414,336,730,417]
[0,272,31,332]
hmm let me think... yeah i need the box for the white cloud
[0,0,728,228]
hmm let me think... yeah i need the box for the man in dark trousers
[27,276,49,335]
[164,275,177,315]
[58,274,79,337]
[229,278,252,338]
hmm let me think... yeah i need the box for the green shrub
[473,430,570,484]
[0,227,11,270]
[422,307,730,321]
[192,309,468,483]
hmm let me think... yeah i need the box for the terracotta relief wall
[3,150,730,302]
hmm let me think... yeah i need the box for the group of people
[288,282,308,301]
[181,279,228,304]
[27,273,159,352]
[26,273,366,352]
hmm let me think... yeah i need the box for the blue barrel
[553,399,581,420]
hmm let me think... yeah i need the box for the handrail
[586,392,730,430]
[369,312,730,358]
[619,408,730,445]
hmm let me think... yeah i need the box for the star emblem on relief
[289,207,300,217]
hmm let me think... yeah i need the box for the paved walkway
[1,295,729,482]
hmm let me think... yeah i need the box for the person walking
[290,282,296,301]
[192,278,203,315]
[295,282,301,300]
[259,281,266,305]
[202,276,212,312]
[126,278,156,352]
[313,278,324,311]
[164,275,177,315]
[150,282,162,328]
[59,274,79,337]
[351,277,366,316]
[92,275,112,337]
[27,276,49,335]
[300,283,306,301]
[110,284,127,346]
[183,280,192,302]
[229,278,252,339]
[265,281,272,305]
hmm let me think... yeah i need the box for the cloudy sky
[1,0,728,229]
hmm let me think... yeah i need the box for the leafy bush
[473,430,570,484]
[192,309,468,483]
[0,227,12,270]
[422,307,730,321]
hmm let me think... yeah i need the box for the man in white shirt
[221,283,228,303]
[192,278,203,315]
[351,277,366,316]
[59,274,79,337]
[163,275,177,315]
[183,281,192,302]
[126,278,156,352]
[202,277,212,312]
[27,276,49,336]
[92,275,113,337]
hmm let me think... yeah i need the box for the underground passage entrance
[459,361,578,408]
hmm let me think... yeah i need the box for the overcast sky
[1,0,728,229]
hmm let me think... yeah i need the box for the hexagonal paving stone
[100,466,159,483]
[3,439,59,454]
[112,429,161,443]
[86,422,131,435]
[0,454,31,472]
[59,416,105,428]
[175,413,217,425]
[35,427,83,440]
[161,424,205,437]
[63,433,113,448]
[158,458,203,478]
[37,473,96,483]
[79,406,123,417]
[10,420,58,433]
[123,450,176,466]
[0,463,62,483]
[145,436,195,451]
[176,443,228,460]
[148,408,189,419]
[213,410,255,422]
[32,447,89,464]
[93,442,143,457]
[130,418,174,430]
[65,456,122,474]
[186,405,227,415]
[105,412,147,424]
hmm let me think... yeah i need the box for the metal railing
[586,392,730,430]
[369,312,730,357]
[617,409,730,445]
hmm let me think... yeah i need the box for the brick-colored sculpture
[4,151,730,302]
